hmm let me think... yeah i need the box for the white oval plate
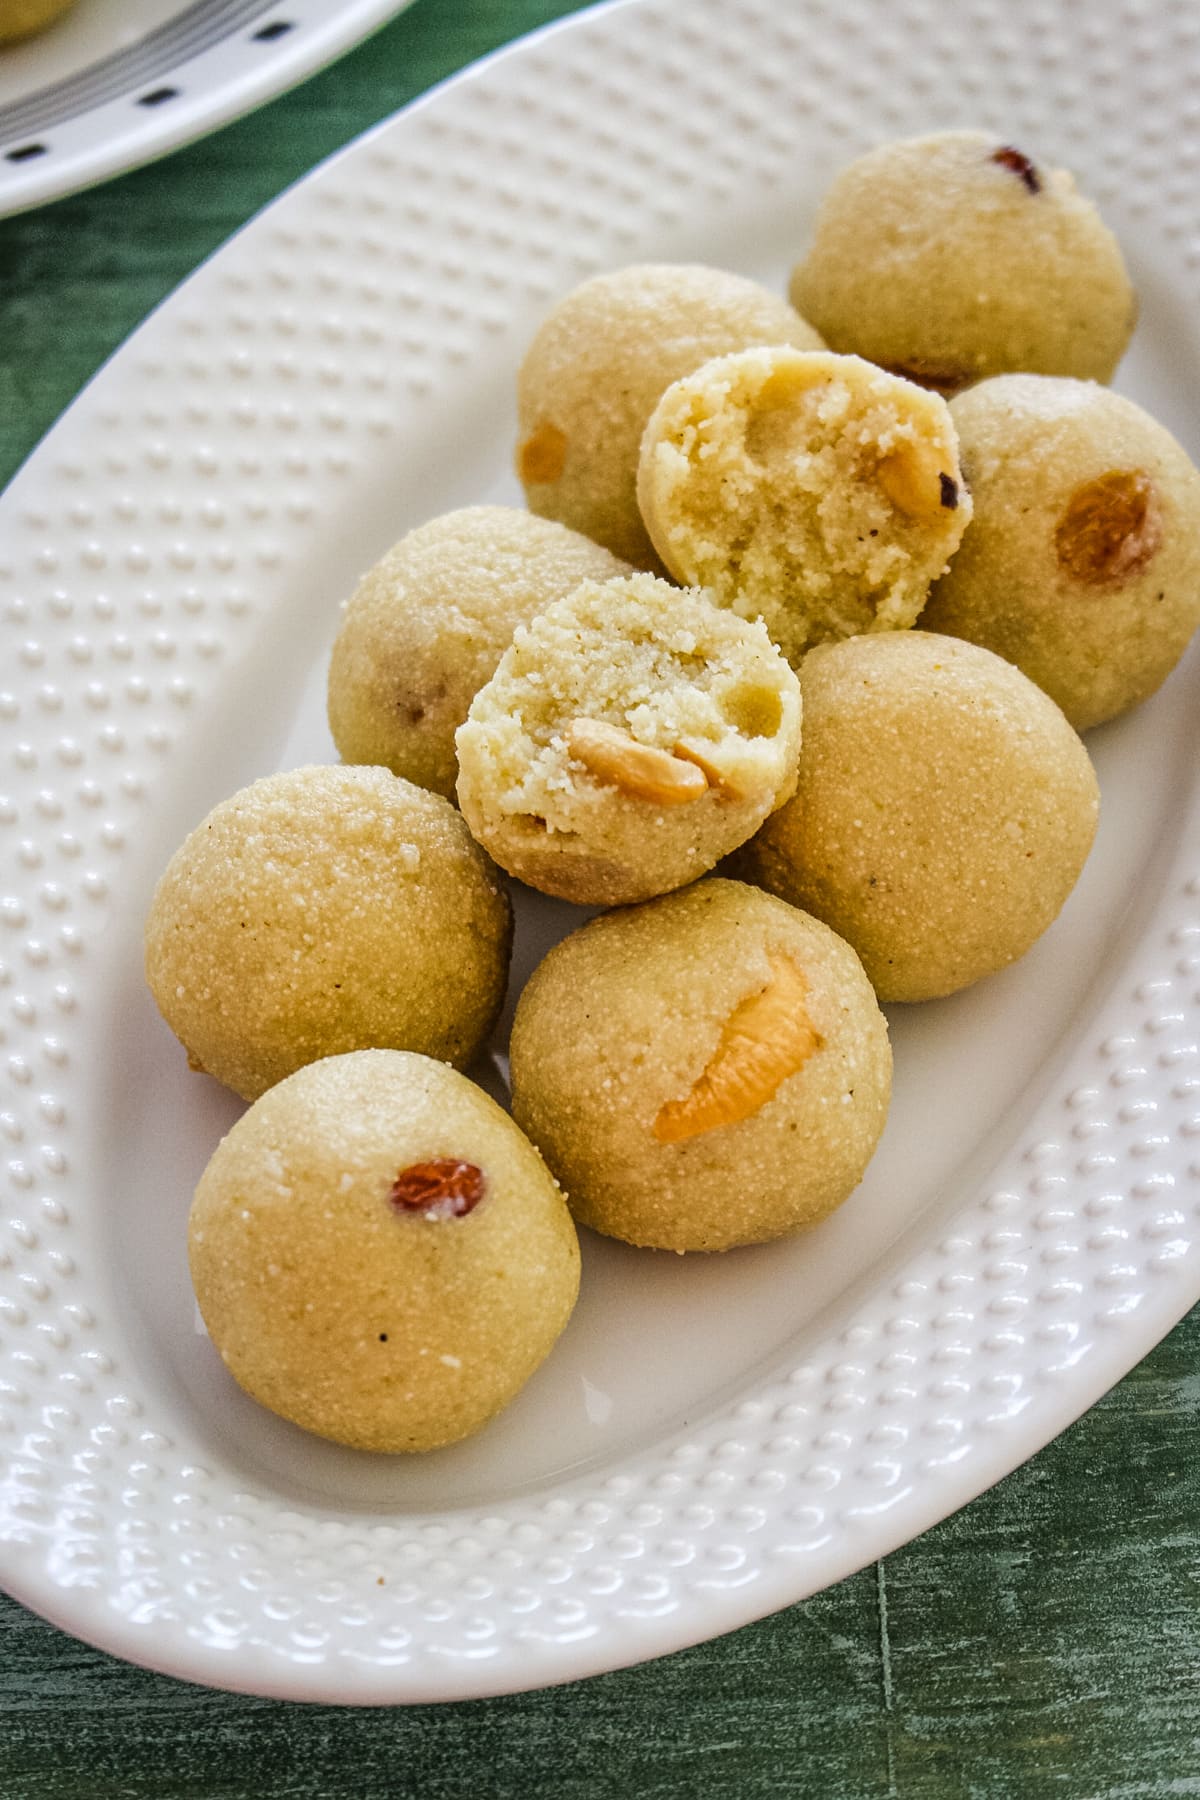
[0,0,413,218]
[1,0,1199,1706]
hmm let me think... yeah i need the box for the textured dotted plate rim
[0,0,1198,1703]
[0,0,416,220]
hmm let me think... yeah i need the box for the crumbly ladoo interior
[326,506,629,800]
[514,262,826,567]
[638,348,971,666]
[462,575,795,831]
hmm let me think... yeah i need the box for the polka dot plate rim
[0,0,1198,1703]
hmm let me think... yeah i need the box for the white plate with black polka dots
[0,0,412,217]
[0,0,1198,1705]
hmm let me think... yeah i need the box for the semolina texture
[456,574,802,905]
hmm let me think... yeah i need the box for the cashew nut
[567,718,709,806]
[671,737,750,799]
[877,440,958,524]
[653,954,823,1143]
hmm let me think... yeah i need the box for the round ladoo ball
[455,573,802,906]
[189,1051,580,1452]
[0,0,76,42]
[516,262,824,567]
[735,633,1100,1003]
[790,132,1135,391]
[921,376,1200,732]
[327,507,629,800]
[145,765,512,1101]
[509,879,891,1253]
[638,346,971,667]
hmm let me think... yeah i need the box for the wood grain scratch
[876,1559,898,1798]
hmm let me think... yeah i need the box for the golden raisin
[1055,469,1161,585]
[517,420,568,485]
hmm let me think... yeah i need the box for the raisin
[390,1159,486,1219]
[882,361,971,397]
[1055,470,1162,585]
[991,145,1041,195]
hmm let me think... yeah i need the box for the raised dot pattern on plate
[0,0,1199,1703]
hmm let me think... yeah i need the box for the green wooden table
[2,3,1199,1794]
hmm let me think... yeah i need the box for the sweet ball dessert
[922,376,1200,732]
[516,262,824,567]
[189,1051,580,1452]
[327,507,629,800]
[509,879,891,1253]
[637,346,971,667]
[455,573,802,906]
[144,765,511,1101]
[0,0,77,42]
[735,633,1100,1003]
[790,132,1135,390]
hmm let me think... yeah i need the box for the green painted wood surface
[1,3,1199,1794]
